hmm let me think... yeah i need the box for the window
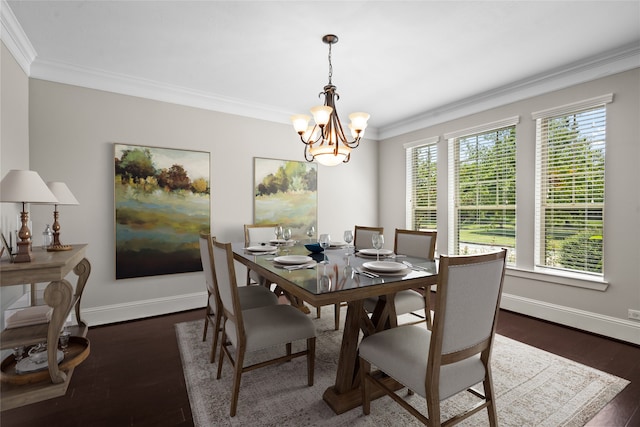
[405,137,438,230]
[533,94,612,276]
[447,117,518,262]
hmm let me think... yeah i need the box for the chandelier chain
[327,42,333,85]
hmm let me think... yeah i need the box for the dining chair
[353,225,384,251]
[199,232,278,363]
[212,239,317,417]
[363,228,437,328]
[358,249,507,426]
[243,223,277,286]
[327,225,385,331]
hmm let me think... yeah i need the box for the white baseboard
[81,292,206,327]
[80,291,640,346]
[501,293,640,346]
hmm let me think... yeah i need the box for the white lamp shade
[310,105,333,126]
[0,170,58,203]
[348,112,370,131]
[310,145,351,166]
[291,114,311,134]
[46,182,79,205]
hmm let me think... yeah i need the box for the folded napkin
[5,305,53,329]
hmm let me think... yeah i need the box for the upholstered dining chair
[243,223,277,286]
[212,239,317,417]
[363,229,437,328]
[353,225,384,251]
[199,232,278,363]
[328,225,385,330]
[359,249,507,426]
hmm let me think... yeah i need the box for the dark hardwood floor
[1,308,638,426]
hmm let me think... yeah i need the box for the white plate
[246,245,277,252]
[363,261,406,273]
[273,255,313,265]
[358,248,394,256]
[329,241,347,248]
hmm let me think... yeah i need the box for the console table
[0,244,91,411]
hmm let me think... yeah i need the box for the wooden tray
[0,336,90,385]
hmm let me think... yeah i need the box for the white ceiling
[3,1,640,139]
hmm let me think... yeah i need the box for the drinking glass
[274,225,283,241]
[282,228,292,253]
[59,329,71,353]
[12,346,24,362]
[343,230,353,255]
[319,234,331,264]
[372,233,384,261]
[306,226,315,242]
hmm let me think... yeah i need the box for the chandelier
[291,34,370,166]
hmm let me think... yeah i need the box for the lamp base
[13,241,34,263]
[47,244,73,252]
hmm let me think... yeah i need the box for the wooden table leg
[322,294,402,414]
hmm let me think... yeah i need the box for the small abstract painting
[114,143,210,279]
[254,158,317,240]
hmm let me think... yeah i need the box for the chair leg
[286,342,292,357]
[359,357,371,415]
[316,306,321,318]
[229,347,245,417]
[307,337,316,386]
[483,375,498,426]
[216,330,227,380]
[202,307,210,341]
[210,311,222,364]
[334,303,340,330]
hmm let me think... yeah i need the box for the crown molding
[0,0,36,74]
[379,42,640,140]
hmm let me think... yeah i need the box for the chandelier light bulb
[310,105,333,126]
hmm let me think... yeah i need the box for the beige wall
[0,42,30,325]
[379,69,640,344]
[26,78,378,325]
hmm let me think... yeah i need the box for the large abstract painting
[114,143,210,279]
[254,158,317,240]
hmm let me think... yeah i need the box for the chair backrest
[354,225,384,251]
[244,223,277,246]
[394,229,437,259]
[199,232,217,295]
[428,249,507,374]
[211,240,244,332]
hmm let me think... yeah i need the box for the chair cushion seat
[363,290,425,315]
[226,305,316,352]
[359,325,486,400]
[237,285,278,310]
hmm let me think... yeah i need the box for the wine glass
[343,230,353,255]
[306,226,315,242]
[274,225,283,242]
[319,234,331,264]
[282,228,292,254]
[372,233,384,261]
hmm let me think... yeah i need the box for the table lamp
[45,181,80,251]
[0,170,58,262]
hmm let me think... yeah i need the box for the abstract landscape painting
[254,157,317,240]
[114,143,210,279]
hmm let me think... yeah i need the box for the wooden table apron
[232,242,437,414]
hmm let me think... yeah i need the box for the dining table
[232,240,438,414]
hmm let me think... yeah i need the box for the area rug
[175,306,629,427]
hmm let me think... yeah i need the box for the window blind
[449,125,516,262]
[406,138,438,230]
[534,103,607,275]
